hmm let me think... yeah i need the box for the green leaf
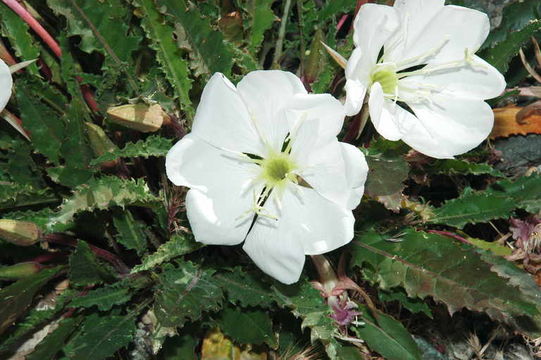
[27,317,80,360]
[63,313,137,360]
[154,261,223,328]
[364,151,409,196]
[113,210,148,256]
[15,80,65,164]
[156,0,233,76]
[215,268,275,308]
[69,285,132,311]
[218,307,277,348]
[429,174,541,228]
[132,234,202,273]
[0,3,40,75]
[427,159,504,177]
[353,306,421,360]
[318,0,357,21]
[273,281,341,357]
[467,237,512,257]
[244,0,276,52]
[69,241,111,286]
[378,289,432,318]
[131,0,194,117]
[481,20,541,73]
[0,267,61,336]
[90,135,173,166]
[46,0,140,90]
[0,183,57,211]
[352,229,541,336]
[48,176,160,228]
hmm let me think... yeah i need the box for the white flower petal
[404,96,494,158]
[0,60,13,112]
[340,143,369,209]
[191,73,264,155]
[286,93,345,141]
[344,78,368,116]
[400,56,506,100]
[166,134,261,245]
[353,4,400,64]
[388,4,490,67]
[237,70,307,152]
[368,82,404,141]
[244,186,354,283]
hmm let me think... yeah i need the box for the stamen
[394,36,450,70]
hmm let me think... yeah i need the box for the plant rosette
[344,0,506,158]
[166,70,368,284]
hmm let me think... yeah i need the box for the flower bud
[0,262,42,280]
[0,219,40,246]
[85,122,119,168]
[107,103,170,133]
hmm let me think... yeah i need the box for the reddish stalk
[2,0,99,112]
[2,0,61,57]
[44,234,130,274]
[427,230,471,245]
[0,38,17,65]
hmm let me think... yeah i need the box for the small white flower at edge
[166,70,368,284]
[344,0,506,159]
[0,59,13,113]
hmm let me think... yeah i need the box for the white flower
[0,59,13,112]
[344,0,506,159]
[166,70,368,284]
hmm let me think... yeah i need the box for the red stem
[44,234,130,274]
[427,230,471,245]
[0,38,17,65]
[2,0,62,57]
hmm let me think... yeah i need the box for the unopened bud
[0,262,42,280]
[107,104,170,133]
[85,122,118,157]
[0,219,40,246]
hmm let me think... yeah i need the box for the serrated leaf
[132,234,202,273]
[15,80,65,164]
[218,307,277,348]
[429,174,541,228]
[48,176,160,228]
[481,20,541,74]
[0,183,57,211]
[378,289,433,318]
[91,135,172,166]
[318,0,357,21]
[0,3,40,75]
[154,262,223,328]
[63,313,137,360]
[113,211,148,256]
[0,267,61,336]
[215,268,275,308]
[69,241,112,286]
[353,306,421,360]
[364,151,409,196]
[273,281,341,357]
[244,0,276,52]
[69,285,132,311]
[157,0,233,76]
[26,317,80,360]
[352,229,541,336]
[46,0,140,89]
[428,159,504,177]
[132,0,194,117]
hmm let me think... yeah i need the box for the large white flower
[0,59,13,112]
[166,70,368,284]
[344,0,506,159]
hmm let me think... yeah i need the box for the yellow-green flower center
[260,152,297,188]
[371,65,398,95]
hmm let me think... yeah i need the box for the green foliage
[218,307,277,347]
[63,313,137,360]
[26,317,80,360]
[69,241,112,286]
[427,159,504,177]
[132,234,202,273]
[91,135,173,166]
[69,284,132,311]
[0,267,62,336]
[132,0,194,117]
[352,306,421,360]
[364,149,409,196]
[215,268,275,308]
[429,174,541,228]
[352,229,541,336]
[156,0,233,77]
[154,261,223,328]
[112,210,148,256]
[244,0,276,52]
